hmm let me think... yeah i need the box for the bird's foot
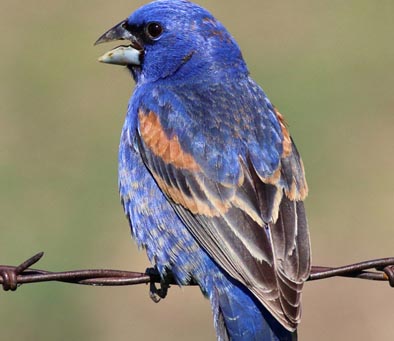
[149,280,169,303]
[145,267,171,303]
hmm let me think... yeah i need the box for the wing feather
[135,93,310,330]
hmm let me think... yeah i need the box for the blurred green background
[1,0,393,340]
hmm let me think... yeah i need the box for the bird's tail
[205,273,296,341]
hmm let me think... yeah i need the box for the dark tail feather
[208,275,295,341]
[292,330,298,341]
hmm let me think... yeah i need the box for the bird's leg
[145,267,171,303]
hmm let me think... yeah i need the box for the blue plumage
[119,135,290,340]
[97,1,311,340]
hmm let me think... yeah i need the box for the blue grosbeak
[96,1,310,340]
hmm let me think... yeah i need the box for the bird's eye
[145,22,163,40]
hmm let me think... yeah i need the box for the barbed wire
[0,252,394,292]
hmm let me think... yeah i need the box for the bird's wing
[134,83,310,331]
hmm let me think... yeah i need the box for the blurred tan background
[1,0,393,340]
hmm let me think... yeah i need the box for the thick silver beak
[95,20,142,66]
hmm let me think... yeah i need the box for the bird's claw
[149,278,170,303]
[145,267,171,303]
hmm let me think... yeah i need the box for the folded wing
[135,87,311,331]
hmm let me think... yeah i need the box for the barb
[1,252,394,292]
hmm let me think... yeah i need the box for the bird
[95,1,311,340]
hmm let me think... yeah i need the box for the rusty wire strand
[1,252,394,292]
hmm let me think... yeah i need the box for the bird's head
[95,0,247,83]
